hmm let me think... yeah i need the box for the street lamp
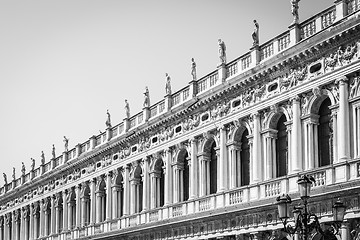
[276,175,346,240]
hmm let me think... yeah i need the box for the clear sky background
[0,0,331,184]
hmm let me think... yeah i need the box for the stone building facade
[1,1,360,240]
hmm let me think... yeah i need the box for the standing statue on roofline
[165,73,172,95]
[252,20,259,46]
[143,87,150,108]
[291,0,300,24]
[52,144,56,159]
[21,162,26,176]
[218,39,227,64]
[41,151,45,165]
[125,99,130,119]
[31,158,35,171]
[191,58,197,81]
[105,110,111,128]
[63,136,69,152]
[12,167,15,181]
[3,173,7,186]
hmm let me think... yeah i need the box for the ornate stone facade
[1,1,360,240]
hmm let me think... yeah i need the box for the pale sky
[0,0,331,184]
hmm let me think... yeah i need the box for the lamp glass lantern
[277,194,291,220]
[333,200,346,222]
[297,175,313,199]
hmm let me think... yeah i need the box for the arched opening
[209,141,218,194]
[132,166,143,213]
[81,183,91,226]
[183,153,190,201]
[113,173,124,218]
[240,129,250,186]
[318,98,332,167]
[153,159,165,208]
[175,150,190,202]
[276,114,288,177]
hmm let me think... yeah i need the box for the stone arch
[80,183,90,198]
[175,148,189,164]
[201,136,217,153]
[114,172,123,186]
[309,89,336,115]
[132,165,142,180]
[266,110,290,130]
[232,124,251,143]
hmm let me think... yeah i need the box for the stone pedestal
[143,107,150,122]
[288,23,300,47]
[334,0,347,22]
[164,95,172,111]
[123,118,130,132]
[62,152,68,164]
[217,63,227,82]
[188,80,198,98]
[90,135,96,150]
[106,127,112,142]
[75,144,81,158]
[250,45,260,66]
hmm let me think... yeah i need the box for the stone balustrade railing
[16,158,357,240]
[0,0,356,198]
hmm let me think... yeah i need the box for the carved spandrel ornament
[350,76,360,99]
[301,92,311,116]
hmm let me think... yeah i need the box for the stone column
[337,77,350,162]
[106,173,112,221]
[62,191,68,231]
[33,209,39,239]
[54,193,62,234]
[340,220,350,240]
[81,197,88,227]
[75,185,81,228]
[13,211,18,240]
[111,185,120,219]
[331,111,338,163]
[291,96,302,173]
[130,180,137,214]
[67,201,74,230]
[95,191,103,223]
[251,112,262,183]
[29,204,34,240]
[303,118,319,170]
[123,166,130,216]
[50,195,55,235]
[89,179,96,225]
[141,158,150,211]
[164,148,172,206]
[189,138,198,199]
[150,173,157,209]
[39,200,45,237]
[218,125,228,192]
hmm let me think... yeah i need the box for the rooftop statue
[31,158,35,171]
[218,39,227,64]
[21,162,26,176]
[191,58,197,81]
[125,99,130,118]
[165,73,172,95]
[41,151,45,165]
[252,20,259,46]
[63,136,69,152]
[143,87,150,108]
[52,144,56,159]
[105,110,112,128]
[3,173,7,186]
[12,167,15,181]
[291,0,300,24]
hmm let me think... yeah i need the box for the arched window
[175,150,190,202]
[131,166,143,213]
[240,129,250,186]
[210,142,217,194]
[152,160,164,208]
[318,98,332,167]
[112,173,124,218]
[276,114,288,177]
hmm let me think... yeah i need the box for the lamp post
[276,175,346,240]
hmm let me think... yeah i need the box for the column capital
[336,76,349,85]
[290,95,301,103]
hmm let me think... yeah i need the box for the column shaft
[189,139,198,199]
[337,78,350,161]
[218,125,228,191]
[106,174,112,221]
[291,97,302,172]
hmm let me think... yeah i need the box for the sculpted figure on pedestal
[252,20,259,46]
[143,86,150,108]
[12,167,15,181]
[125,99,130,118]
[218,39,227,64]
[165,73,172,95]
[31,158,35,171]
[105,109,111,128]
[40,151,45,165]
[63,136,69,152]
[3,173,7,186]
[191,58,197,80]
[291,0,300,24]
[52,144,56,159]
[21,162,26,176]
